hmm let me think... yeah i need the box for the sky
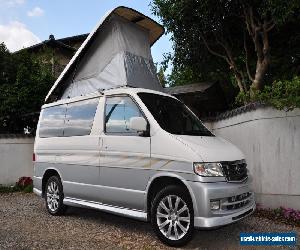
[0,0,173,69]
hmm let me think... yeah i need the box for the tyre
[151,185,194,247]
[45,175,67,216]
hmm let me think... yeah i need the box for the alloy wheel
[46,180,60,212]
[156,195,191,241]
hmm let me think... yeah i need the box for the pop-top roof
[45,6,165,103]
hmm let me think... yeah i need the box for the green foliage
[0,177,33,193]
[0,185,20,193]
[23,184,33,193]
[0,43,55,133]
[151,0,300,95]
[257,0,300,24]
[167,66,202,86]
[236,77,300,110]
[0,184,33,193]
[157,67,168,87]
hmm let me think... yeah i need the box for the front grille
[227,200,250,210]
[221,160,248,182]
[232,208,253,220]
[223,192,253,211]
[228,192,251,203]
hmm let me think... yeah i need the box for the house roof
[57,33,89,44]
[164,82,216,95]
[24,33,89,52]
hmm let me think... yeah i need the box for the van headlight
[193,162,224,177]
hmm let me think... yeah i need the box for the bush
[255,204,300,227]
[0,185,20,193]
[16,176,33,188]
[0,43,55,134]
[23,184,33,193]
[236,76,300,110]
[16,177,33,193]
[0,177,33,193]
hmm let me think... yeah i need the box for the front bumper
[187,177,255,228]
[194,202,255,228]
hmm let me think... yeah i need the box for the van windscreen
[138,93,213,136]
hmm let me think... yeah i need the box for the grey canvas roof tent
[45,6,165,103]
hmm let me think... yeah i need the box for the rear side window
[39,105,66,138]
[105,96,143,135]
[39,98,99,138]
[64,98,99,137]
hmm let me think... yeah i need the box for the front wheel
[45,176,67,215]
[151,185,194,247]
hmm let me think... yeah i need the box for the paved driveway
[0,193,299,249]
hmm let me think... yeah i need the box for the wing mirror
[129,117,149,136]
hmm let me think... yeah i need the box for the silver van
[33,87,255,246]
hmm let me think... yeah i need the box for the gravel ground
[0,192,299,250]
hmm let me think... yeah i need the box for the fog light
[210,200,220,210]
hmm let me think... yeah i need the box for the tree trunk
[252,57,269,90]
[232,69,246,93]
[243,6,274,92]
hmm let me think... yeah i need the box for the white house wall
[204,107,300,209]
[0,137,34,185]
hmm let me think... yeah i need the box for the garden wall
[0,135,34,185]
[204,105,300,209]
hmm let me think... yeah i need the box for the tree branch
[243,6,261,60]
[244,32,254,81]
[212,30,247,91]
[249,7,256,35]
[199,32,228,62]
[243,8,253,36]
[266,22,275,32]
[262,21,271,57]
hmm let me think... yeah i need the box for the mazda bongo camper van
[33,6,255,246]
[33,87,255,246]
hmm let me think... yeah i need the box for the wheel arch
[42,168,63,197]
[145,173,197,220]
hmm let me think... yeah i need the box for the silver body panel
[34,87,255,229]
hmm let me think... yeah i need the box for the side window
[105,96,143,135]
[64,98,99,137]
[39,105,66,138]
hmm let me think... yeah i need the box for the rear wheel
[151,185,194,247]
[45,176,67,215]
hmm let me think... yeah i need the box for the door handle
[98,137,103,147]
[99,137,107,149]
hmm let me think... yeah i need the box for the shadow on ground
[0,193,298,250]
[64,206,256,249]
